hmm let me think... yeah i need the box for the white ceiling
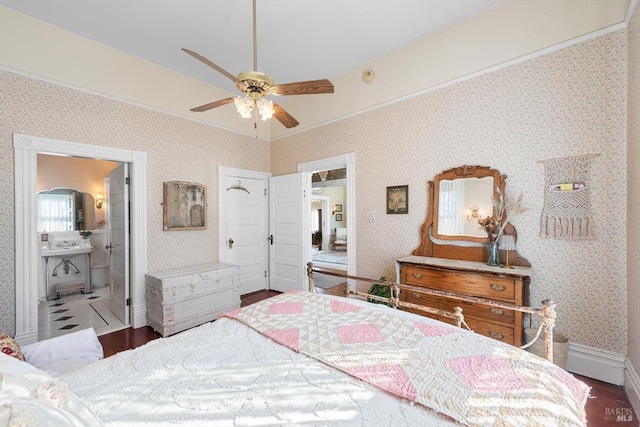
[0,0,503,95]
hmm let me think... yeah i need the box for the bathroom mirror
[37,188,96,232]
[433,166,501,243]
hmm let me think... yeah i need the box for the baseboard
[625,359,640,416]
[566,342,626,385]
[15,330,38,347]
[132,303,148,329]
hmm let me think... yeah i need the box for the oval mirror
[433,166,501,242]
[37,188,96,232]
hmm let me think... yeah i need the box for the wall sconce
[95,193,103,209]
[331,205,336,215]
[466,207,480,221]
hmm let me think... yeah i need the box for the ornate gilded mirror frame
[413,165,530,267]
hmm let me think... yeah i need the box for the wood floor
[98,288,637,426]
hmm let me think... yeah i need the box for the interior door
[269,173,306,292]
[224,175,269,295]
[108,163,129,324]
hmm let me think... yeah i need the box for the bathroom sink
[41,243,92,257]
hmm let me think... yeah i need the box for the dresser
[145,262,240,337]
[397,256,531,346]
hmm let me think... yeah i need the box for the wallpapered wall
[272,30,629,354]
[627,7,640,371]
[0,71,271,335]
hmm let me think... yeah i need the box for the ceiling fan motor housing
[236,71,276,99]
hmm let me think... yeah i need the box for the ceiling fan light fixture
[234,95,254,119]
[257,97,274,121]
[183,0,333,128]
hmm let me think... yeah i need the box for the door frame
[310,195,331,251]
[14,133,147,345]
[297,153,356,277]
[218,166,271,288]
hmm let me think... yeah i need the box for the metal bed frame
[307,262,557,362]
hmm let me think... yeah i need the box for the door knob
[105,244,113,250]
[228,238,234,249]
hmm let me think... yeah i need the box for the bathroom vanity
[41,236,93,300]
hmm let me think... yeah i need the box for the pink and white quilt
[223,291,589,426]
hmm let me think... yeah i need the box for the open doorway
[36,154,128,340]
[310,169,347,272]
[14,134,147,346]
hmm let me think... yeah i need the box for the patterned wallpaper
[0,28,632,356]
[272,30,629,354]
[0,71,270,335]
[627,7,640,369]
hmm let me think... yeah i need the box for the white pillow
[21,328,103,375]
[0,353,103,426]
[0,396,103,427]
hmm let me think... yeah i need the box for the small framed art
[335,204,342,213]
[335,213,343,221]
[163,181,207,230]
[387,185,408,214]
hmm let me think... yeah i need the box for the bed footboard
[307,262,557,362]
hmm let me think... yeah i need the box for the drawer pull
[490,284,506,292]
[411,292,422,299]
[489,307,505,315]
[411,272,423,279]
[489,331,505,340]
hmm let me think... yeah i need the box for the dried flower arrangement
[478,189,526,242]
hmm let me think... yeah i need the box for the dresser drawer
[404,265,515,302]
[403,290,515,325]
[465,317,514,344]
[404,307,515,345]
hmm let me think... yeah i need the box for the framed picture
[387,185,408,214]
[335,204,342,213]
[163,181,207,230]
[335,213,343,221]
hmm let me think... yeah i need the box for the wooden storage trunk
[145,262,240,337]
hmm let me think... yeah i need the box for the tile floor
[38,285,128,340]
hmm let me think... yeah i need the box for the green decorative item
[367,276,391,306]
[79,230,92,239]
[485,241,500,266]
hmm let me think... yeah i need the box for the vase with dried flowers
[478,189,526,266]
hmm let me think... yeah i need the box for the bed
[1,286,588,427]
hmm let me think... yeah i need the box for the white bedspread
[61,311,456,426]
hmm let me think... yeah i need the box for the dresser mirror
[413,165,530,267]
[433,166,500,242]
[37,187,96,232]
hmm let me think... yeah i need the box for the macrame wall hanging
[539,153,599,239]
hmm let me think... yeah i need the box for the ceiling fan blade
[190,97,235,112]
[182,48,239,83]
[272,79,334,96]
[273,103,300,128]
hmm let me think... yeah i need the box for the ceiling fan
[183,0,334,128]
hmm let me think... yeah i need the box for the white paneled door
[269,173,306,293]
[224,175,269,295]
[108,163,129,324]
